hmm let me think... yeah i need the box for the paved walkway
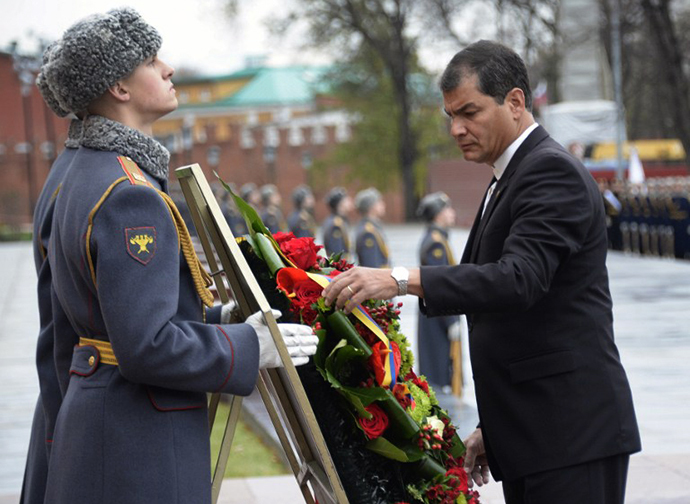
[2,225,690,503]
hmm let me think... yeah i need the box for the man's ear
[106,81,130,103]
[505,87,525,116]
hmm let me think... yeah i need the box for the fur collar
[80,115,170,183]
[64,119,83,149]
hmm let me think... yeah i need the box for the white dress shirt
[482,122,539,217]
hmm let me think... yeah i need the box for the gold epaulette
[118,156,154,188]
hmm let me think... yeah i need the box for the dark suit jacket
[420,126,641,482]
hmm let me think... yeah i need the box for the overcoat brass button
[88,355,95,366]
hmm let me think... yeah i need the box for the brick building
[0,52,484,230]
[0,50,69,230]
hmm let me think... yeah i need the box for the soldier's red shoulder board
[117,156,154,188]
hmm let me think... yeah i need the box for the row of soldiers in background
[202,182,394,268]
[176,181,465,394]
[599,176,690,260]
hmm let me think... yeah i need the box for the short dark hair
[440,40,532,111]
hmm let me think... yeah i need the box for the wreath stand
[175,163,348,504]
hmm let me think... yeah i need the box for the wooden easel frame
[175,164,348,504]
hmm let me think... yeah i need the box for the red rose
[280,236,323,271]
[292,280,322,308]
[425,484,442,501]
[297,304,318,326]
[358,403,389,440]
[273,231,296,245]
[368,340,402,387]
[445,466,469,493]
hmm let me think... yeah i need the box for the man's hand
[463,428,490,488]
[245,310,319,369]
[322,267,398,313]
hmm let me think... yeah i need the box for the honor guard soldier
[260,183,286,234]
[322,186,353,258]
[354,187,390,268]
[240,182,261,209]
[415,192,465,395]
[287,184,317,237]
[216,182,249,237]
[35,9,317,504]
[20,44,82,503]
[670,178,690,258]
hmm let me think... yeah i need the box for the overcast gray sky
[0,0,331,75]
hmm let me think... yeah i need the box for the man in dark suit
[323,40,640,504]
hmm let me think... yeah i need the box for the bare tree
[640,0,690,163]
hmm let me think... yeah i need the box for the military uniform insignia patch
[126,227,156,265]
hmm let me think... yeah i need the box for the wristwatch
[391,267,409,296]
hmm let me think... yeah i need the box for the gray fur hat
[291,184,313,208]
[260,184,279,206]
[325,186,347,212]
[36,41,70,117]
[416,191,451,222]
[240,182,257,201]
[355,187,382,214]
[38,7,162,116]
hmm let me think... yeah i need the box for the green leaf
[326,311,373,358]
[379,389,421,440]
[339,384,389,406]
[241,234,263,261]
[365,436,410,462]
[322,340,372,417]
[215,172,271,238]
[254,232,286,275]
[448,432,467,459]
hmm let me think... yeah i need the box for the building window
[241,128,256,149]
[200,89,212,102]
[288,126,304,146]
[335,122,351,143]
[264,126,280,147]
[312,124,327,145]
[178,91,189,104]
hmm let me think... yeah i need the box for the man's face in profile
[443,73,517,167]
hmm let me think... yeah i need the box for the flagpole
[610,0,626,181]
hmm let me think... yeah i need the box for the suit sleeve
[421,151,597,315]
[91,184,259,396]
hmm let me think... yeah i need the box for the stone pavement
[2,224,690,503]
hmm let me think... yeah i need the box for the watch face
[392,267,408,281]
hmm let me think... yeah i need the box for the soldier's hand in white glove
[245,310,319,369]
[448,321,463,341]
[220,300,238,324]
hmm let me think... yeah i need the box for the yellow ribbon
[304,271,395,388]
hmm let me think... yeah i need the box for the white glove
[245,309,319,369]
[448,320,464,342]
[220,300,237,324]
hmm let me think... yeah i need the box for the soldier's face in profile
[372,199,386,219]
[121,54,178,121]
[435,206,456,228]
[338,196,354,217]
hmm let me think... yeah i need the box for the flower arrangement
[220,179,481,504]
